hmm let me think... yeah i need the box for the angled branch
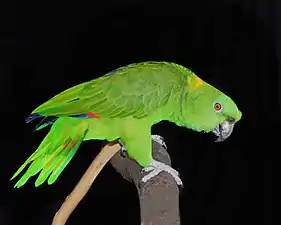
[51,141,121,225]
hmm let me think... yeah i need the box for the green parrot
[11,61,242,188]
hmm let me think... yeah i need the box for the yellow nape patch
[187,74,203,92]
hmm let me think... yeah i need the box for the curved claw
[120,146,128,158]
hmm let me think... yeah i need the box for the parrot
[11,61,242,188]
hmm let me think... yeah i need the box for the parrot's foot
[119,135,182,185]
[141,159,183,186]
[120,134,167,158]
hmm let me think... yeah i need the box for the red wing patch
[86,112,101,118]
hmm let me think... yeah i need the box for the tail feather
[47,137,84,185]
[25,113,42,123]
[35,146,66,186]
[34,116,57,132]
[11,118,88,188]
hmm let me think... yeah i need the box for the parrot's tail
[11,117,89,188]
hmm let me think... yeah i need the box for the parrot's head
[184,75,242,142]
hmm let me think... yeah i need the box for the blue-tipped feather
[34,117,57,131]
[70,114,87,118]
[25,113,42,123]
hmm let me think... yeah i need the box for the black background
[1,0,279,224]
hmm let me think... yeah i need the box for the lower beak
[212,118,235,142]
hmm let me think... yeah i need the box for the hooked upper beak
[212,117,236,142]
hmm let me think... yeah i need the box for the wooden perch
[51,141,121,225]
[51,139,181,225]
[111,139,181,225]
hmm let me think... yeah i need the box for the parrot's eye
[213,102,223,112]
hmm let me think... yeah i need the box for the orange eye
[214,102,222,111]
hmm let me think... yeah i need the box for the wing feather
[33,62,187,118]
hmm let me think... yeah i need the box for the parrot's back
[29,61,189,119]
[11,61,194,187]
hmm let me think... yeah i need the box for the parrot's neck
[167,109,203,132]
[162,93,189,127]
[163,90,205,132]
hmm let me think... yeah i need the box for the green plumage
[33,62,186,118]
[11,61,242,187]
[12,119,88,187]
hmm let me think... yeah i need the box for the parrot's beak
[212,117,235,142]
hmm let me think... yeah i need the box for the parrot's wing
[32,62,185,119]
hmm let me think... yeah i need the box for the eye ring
[213,102,223,112]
